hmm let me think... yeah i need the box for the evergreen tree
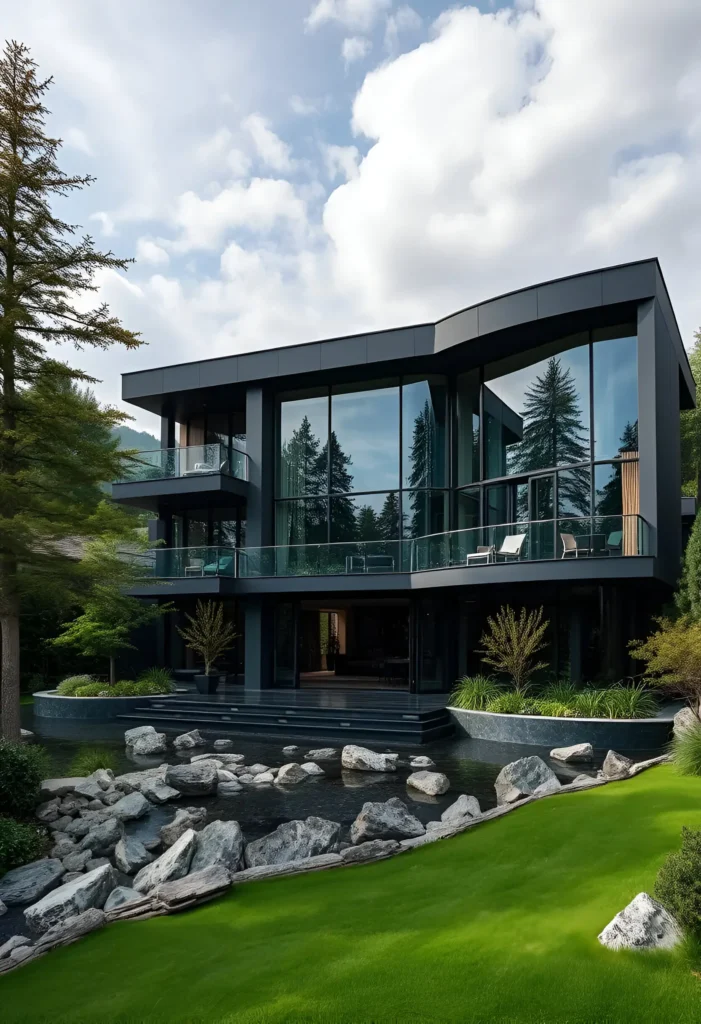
[323,429,356,542]
[596,421,639,519]
[355,505,379,541]
[280,414,325,496]
[0,42,142,738]
[677,508,701,620]
[681,329,701,498]
[512,357,590,517]
[407,400,433,489]
[377,491,400,540]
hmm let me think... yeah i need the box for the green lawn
[2,765,701,1024]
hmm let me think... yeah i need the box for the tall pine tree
[0,42,141,738]
[324,429,356,542]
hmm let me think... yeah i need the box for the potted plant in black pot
[178,600,239,695]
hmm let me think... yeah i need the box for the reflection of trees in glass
[280,415,326,496]
[618,420,638,453]
[324,430,356,540]
[407,401,434,489]
[355,505,379,540]
[596,421,639,519]
[511,357,590,517]
[378,492,400,540]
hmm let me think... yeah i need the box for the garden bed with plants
[33,669,177,721]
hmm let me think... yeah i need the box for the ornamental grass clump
[485,692,530,715]
[600,681,658,720]
[449,675,502,710]
[479,605,549,694]
[655,827,701,937]
[671,722,701,777]
[69,747,118,777]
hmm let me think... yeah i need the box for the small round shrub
[449,675,502,711]
[56,674,95,696]
[672,720,701,776]
[59,677,174,698]
[485,692,529,715]
[69,747,118,777]
[0,817,48,875]
[0,741,52,818]
[655,827,701,937]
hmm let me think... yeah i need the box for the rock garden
[0,723,672,975]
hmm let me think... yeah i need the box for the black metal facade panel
[111,473,249,511]
[601,261,657,305]
[366,329,416,364]
[477,288,539,337]
[238,349,279,381]
[278,344,322,375]
[162,363,199,393]
[413,324,435,355]
[199,357,239,388]
[320,334,368,369]
[536,272,602,320]
[122,368,164,400]
[434,306,479,352]
[655,263,695,405]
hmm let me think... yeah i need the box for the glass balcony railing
[136,516,651,580]
[138,546,237,578]
[115,443,249,484]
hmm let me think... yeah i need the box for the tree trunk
[109,656,116,686]
[1,610,21,740]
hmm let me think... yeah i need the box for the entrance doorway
[275,598,411,690]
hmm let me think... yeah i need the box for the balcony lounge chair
[606,530,623,555]
[465,545,495,565]
[184,558,204,576]
[495,533,526,561]
[560,533,579,558]
[203,554,235,576]
[344,554,395,574]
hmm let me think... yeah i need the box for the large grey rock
[340,839,401,864]
[153,865,232,908]
[73,778,105,801]
[115,836,152,875]
[125,725,157,747]
[9,945,34,964]
[210,753,246,766]
[275,763,309,785]
[305,747,337,760]
[90,769,115,791]
[35,908,105,950]
[104,886,143,912]
[35,798,61,823]
[0,935,32,959]
[246,763,271,775]
[673,706,699,738]
[39,778,84,800]
[350,797,425,844]
[133,829,197,893]
[494,756,561,804]
[550,743,594,763]
[598,892,683,950]
[62,872,84,885]
[78,817,123,856]
[49,815,74,832]
[0,859,65,906]
[191,820,244,874]
[602,750,634,779]
[160,806,207,847]
[245,817,341,868]
[173,729,206,750]
[235,854,343,883]
[24,864,116,934]
[51,838,77,859]
[113,764,168,794]
[250,771,275,784]
[213,739,234,751]
[341,745,399,773]
[108,791,151,822]
[140,778,180,804]
[441,794,481,824]
[282,745,300,755]
[131,731,167,756]
[217,780,243,797]
[165,762,218,796]
[301,761,325,776]
[406,771,450,797]
[64,817,91,838]
[0,898,6,917]
[62,850,93,873]
[85,857,111,872]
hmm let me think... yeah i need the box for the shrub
[57,677,174,698]
[485,692,530,715]
[0,741,52,818]
[0,817,48,875]
[571,689,608,718]
[630,615,701,716]
[449,675,502,710]
[70,747,118,777]
[601,682,658,720]
[137,667,174,692]
[479,605,549,693]
[56,674,95,696]
[655,827,701,937]
[529,699,573,718]
[539,680,577,704]
[672,721,701,776]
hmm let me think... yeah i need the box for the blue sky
[1,0,700,434]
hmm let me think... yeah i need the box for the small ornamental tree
[178,600,239,676]
[479,605,549,694]
[630,615,701,719]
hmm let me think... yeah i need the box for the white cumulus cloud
[242,113,296,172]
[306,0,392,33]
[342,36,371,68]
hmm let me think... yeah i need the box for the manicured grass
[3,766,701,1023]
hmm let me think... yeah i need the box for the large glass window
[558,466,592,518]
[402,377,447,488]
[402,490,449,538]
[275,499,327,546]
[330,381,399,493]
[330,492,400,542]
[278,390,328,497]
[456,371,481,485]
[593,329,638,460]
[456,488,480,531]
[484,335,590,478]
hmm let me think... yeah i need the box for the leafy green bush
[137,667,174,691]
[529,699,573,718]
[0,741,51,818]
[56,674,96,695]
[58,676,174,698]
[601,682,658,720]
[539,680,577,704]
[0,817,48,875]
[672,721,701,776]
[486,692,530,715]
[449,675,502,710]
[655,827,701,936]
[571,689,609,718]
[69,747,118,777]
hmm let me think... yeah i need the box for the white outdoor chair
[495,533,526,561]
[184,558,205,576]
[560,533,579,558]
[465,545,495,565]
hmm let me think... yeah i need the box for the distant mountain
[112,425,159,451]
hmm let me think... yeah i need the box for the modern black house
[112,258,694,708]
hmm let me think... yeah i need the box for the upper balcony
[111,443,249,511]
[127,515,656,596]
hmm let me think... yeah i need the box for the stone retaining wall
[33,691,177,721]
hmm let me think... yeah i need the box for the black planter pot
[194,673,220,695]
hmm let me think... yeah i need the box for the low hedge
[0,741,52,818]
[0,817,48,876]
[56,669,174,698]
[450,677,658,720]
